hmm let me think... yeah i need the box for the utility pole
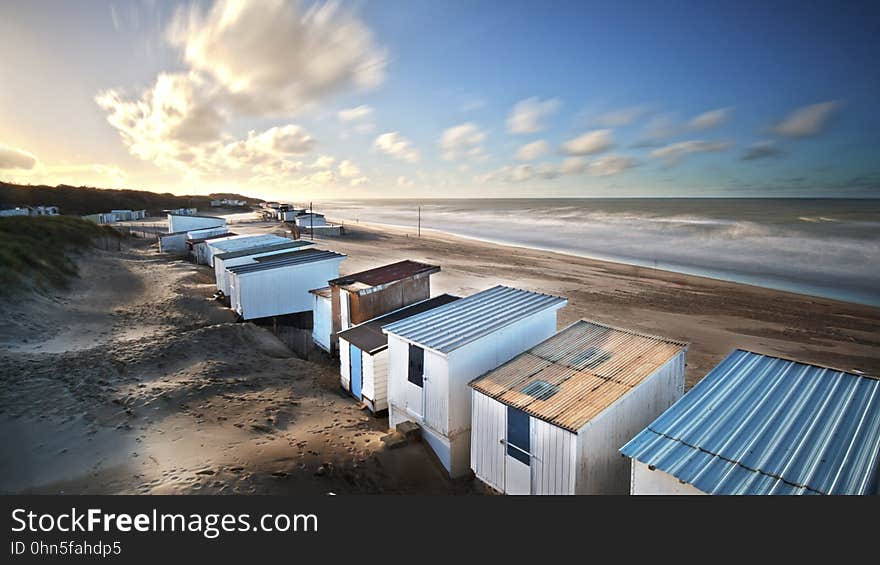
[310,201,314,241]
[418,205,421,238]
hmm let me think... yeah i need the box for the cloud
[559,156,586,175]
[515,140,550,161]
[593,105,648,127]
[397,176,414,188]
[772,101,840,138]
[166,0,386,116]
[350,176,369,187]
[650,140,732,166]
[688,107,733,130]
[587,154,636,176]
[561,129,613,156]
[374,132,419,163]
[338,159,360,177]
[741,140,785,161]
[308,170,336,184]
[338,105,373,122]
[507,97,560,134]
[0,144,38,170]
[310,154,335,169]
[440,122,486,161]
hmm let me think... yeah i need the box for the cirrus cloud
[507,97,560,134]
[561,129,613,156]
[440,122,486,161]
[772,101,840,138]
[651,140,732,166]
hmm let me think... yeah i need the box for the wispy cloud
[561,129,613,156]
[515,139,550,161]
[338,105,373,122]
[506,97,561,134]
[772,101,840,137]
[593,105,649,127]
[441,122,487,161]
[688,107,733,130]
[0,143,38,170]
[741,140,785,161]
[587,154,637,176]
[651,140,732,166]
[373,132,420,163]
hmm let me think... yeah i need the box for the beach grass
[0,215,121,294]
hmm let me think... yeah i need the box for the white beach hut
[382,285,568,477]
[337,294,461,414]
[295,212,327,228]
[620,349,880,495]
[469,320,687,495]
[213,240,314,297]
[228,249,346,320]
[203,233,291,266]
[167,213,225,233]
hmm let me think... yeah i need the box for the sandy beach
[0,213,877,494]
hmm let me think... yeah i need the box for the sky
[0,0,878,200]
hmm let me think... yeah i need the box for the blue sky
[0,0,878,199]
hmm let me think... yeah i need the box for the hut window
[506,407,531,465]
[569,347,613,370]
[521,380,559,401]
[407,344,424,387]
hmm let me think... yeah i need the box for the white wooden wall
[531,417,577,495]
[631,459,705,495]
[158,233,187,253]
[470,390,506,492]
[236,259,343,320]
[339,337,351,390]
[371,349,389,412]
[446,307,559,436]
[167,215,225,233]
[216,247,310,293]
[575,351,686,495]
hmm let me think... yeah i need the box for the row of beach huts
[156,210,880,495]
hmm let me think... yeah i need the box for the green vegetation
[0,181,260,216]
[0,216,121,295]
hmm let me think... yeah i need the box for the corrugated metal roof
[382,285,567,354]
[214,240,312,260]
[337,294,461,354]
[620,349,880,495]
[227,249,345,275]
[329,260,440,291]
[470,320,687,432]
[209,234,290,253]
[186,232,236,245]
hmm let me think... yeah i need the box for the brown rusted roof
[470,320,688,432]
[309,286,332,299]
[329,260,440,291]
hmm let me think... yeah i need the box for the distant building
[621,349,880,495]
[1,206,59,217]
[0,207,31,217]
[294,212,326,228]
[470,320,687,495]
[163,207,198,216]
[211,198,247,207]
[30,205,60,216]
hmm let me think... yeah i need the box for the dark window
[521,379,559,401]
[506,406,530,465]
[569,347,613,370]
[407,344,424,387]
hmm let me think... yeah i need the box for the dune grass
[0,216,121,295]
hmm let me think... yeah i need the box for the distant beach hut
[295,212,327,228]
[470,320,687,495]
[213,240,315,299]
[228,249,346,321]
[382,285,567,477]
[326,260,441,354]
[337,294,460,414]
[620,349,880,495]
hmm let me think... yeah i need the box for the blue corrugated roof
[620,349,880,495]
[382,285,567,354]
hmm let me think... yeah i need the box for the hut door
[350,344,362,400]
[405,344,424,419]
[505,406,532,495]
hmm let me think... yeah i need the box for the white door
[505,406,532,495]
[340,291,351,330]
[405,343,424,419]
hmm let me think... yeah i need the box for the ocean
[313,198,880,307]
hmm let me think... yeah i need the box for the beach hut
[469,320,687,495]
[326,260,441,353]
[295,212,327,228]
[213,240,314,297]
[310,287,333,352]
[337,294,461,414]
[382,285,567,477]
[202,233,291,266]
[186,228,235,263]
[228,249,346,321]
[167,213,225,233]
[620,349,880,495]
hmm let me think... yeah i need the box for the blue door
[350,343,362,400]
